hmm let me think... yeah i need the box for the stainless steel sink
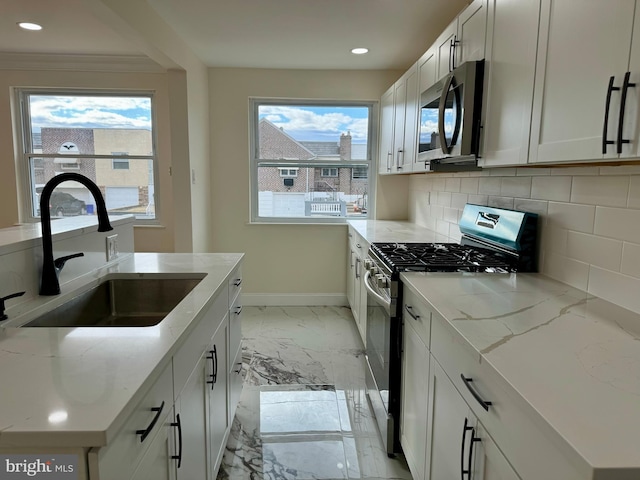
[23,276,203,327]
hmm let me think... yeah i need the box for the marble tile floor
[216,306,412,480]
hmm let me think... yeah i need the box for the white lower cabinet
[206,320,229,476]
[129,412,173,480]
[346,226,368,345]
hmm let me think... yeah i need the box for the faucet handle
[0,291,26,321]
[54,252,85,271]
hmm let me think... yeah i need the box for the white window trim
[279,167,299,177]
[249,98,377,224]
[321,167,339,178]
[14,88,159,224]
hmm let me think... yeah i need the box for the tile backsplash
[408,165,640,315]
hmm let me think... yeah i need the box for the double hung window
[250,99,375,222]
[16,90,158,221]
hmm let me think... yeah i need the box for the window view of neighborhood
[21,93,156,220]
[255,103,371,219]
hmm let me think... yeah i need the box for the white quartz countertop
[401,272,640,473]
[347,220,453,244]
[0,252,243,448]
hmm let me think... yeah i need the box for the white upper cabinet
[378,85,395,175]
[529,0,637,164]
[479,0,541,167]
[435,0,487,82]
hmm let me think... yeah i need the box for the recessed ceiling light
[351,48,369,55]
[18,22,43,31]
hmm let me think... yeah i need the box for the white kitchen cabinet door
[400,319,430,480]
[428,358,482,480]
[173,355,208,480]
[207,320,229,477]
[418,46,437,94]
[401,65,419,173]
[620,4,640,159]
[529,0,636,164]
[347,232,356,310]
[378,85,395,174]
[473,423,521,480]
[130,413,174,480]
[435,20,458,81]
[479,0,541,167]
[457,0,487,65]
[393,78,407,173]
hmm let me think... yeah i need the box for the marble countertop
[401,272,640,472]
[347,220,453,244]
[0,252,243,448]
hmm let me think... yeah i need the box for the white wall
[408,165,640,315]
[208,68,402,300]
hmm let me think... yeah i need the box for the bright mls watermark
[0,455,77,479]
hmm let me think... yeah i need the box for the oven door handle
[364,270,391,309]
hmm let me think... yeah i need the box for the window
[321,168,338,177]
[16,90,157,222]
[279,168,298,177]
[250,99,375,222]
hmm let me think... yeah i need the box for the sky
[259,105,369,143]
[28,95,152,132]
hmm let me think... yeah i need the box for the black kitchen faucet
[39,173,113,295]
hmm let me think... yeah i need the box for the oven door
[363,269,398,453]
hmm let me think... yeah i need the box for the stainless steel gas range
[362,204,538,456]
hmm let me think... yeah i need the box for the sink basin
[23,276,204,327]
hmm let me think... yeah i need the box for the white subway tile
[468,170,485,177]
[513,199,549,216]
[490,168,517,176]
[600,165,640,175]
[501,177,532,198]
[436,191,452,207]
[449,223,462,241]
[431,177,446,192]
[627,176,640,209]
[550,166,600,176]
[445,177,461,193]
[588,266,640,315]
[460,177,479,194]
[621,242,640,278]
[566,231,622,271]
[488,196,514,209]
[431,204,444,220]
[531,176,572,202]
[540,225,568,255]
[594,206,640,242]
[547,202,595,233]
[468,194,489,205]
[478,177,502,195]
[571,176,629,207]
[451,193,469,209]
[443,206,459,223]
[436,219,451,236]
[516,167,551,176]
[542,252,589,291]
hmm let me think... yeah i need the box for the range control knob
[375,274,388,288]
[364,259,374,270]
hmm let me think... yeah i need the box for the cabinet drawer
[348,228,368,258]
[430,314,583,480]
[93,362,173,480]
[228,266,243,307]
[228,345,244,424]
[173,287,228,399]
[229,293,242,364]
[402,287,431,349]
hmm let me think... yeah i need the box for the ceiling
[0,0,470,71]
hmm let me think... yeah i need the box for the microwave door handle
[439,74,455,155]
[617,71,636,154]
[603,75,618,154]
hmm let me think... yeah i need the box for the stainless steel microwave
[418,60,484,171]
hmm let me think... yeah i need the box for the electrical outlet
[106,234,118,261]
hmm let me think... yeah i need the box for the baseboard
[242,293,348,307]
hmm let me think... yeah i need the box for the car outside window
[250,99,376,223]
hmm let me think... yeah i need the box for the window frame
[249,97,377,224]
[321,167,339,178]
[14,88,159,224]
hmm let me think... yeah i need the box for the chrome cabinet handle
[136,400,165,442]
[461,375,492,411]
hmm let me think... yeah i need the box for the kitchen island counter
[0,252,243,449]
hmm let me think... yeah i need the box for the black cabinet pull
[404,305,421,321]
[135,400,165,442]
[234,306,243,316]
[171,413,183,468]
[603,76,619,154]
[206,346,218,390]
[233,278,242,287]
[233,362,243,374]
[460,417,473,479]
[617,71,636,153]
[461,375,492,411]
[468,429,481,479]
